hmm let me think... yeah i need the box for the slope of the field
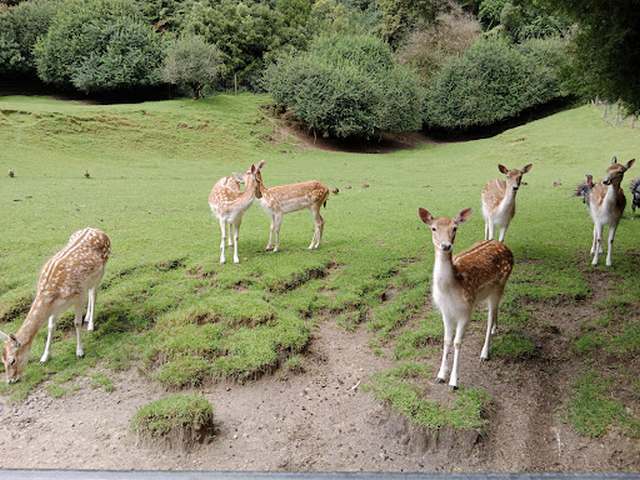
[0,94,639,471]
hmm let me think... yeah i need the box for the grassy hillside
[1,94,639,439]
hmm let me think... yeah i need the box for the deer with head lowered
[255,165,329,252]
[577,156,635,266]
[481,163,533,242]
[1,227,111,384]
[208,162,264,264]
[418,208,513,389]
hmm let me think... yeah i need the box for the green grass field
[1,93,639,437]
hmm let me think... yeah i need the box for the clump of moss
[131,394,215,450]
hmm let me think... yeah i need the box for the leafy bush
[183,0,309,90]
[0,0,59,77]
[397,11,481,84]
[264,34,423,139]
[162,35,225,99]
[424,37,570,130]
[376,0,447,46]
[35,0,165,93]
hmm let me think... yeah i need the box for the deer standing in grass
[255,164,329,252]
[1,228,111,383]
[208,162,264,264]
[481,164,533,242]
[579,156,635,266]
[418,208,513,389]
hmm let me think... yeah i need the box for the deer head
[244,161,265,199]
[1,331,26,383]
[498,164,533,192]
[603,156,635,186]
[418,208,472,252]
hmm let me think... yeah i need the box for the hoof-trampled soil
[1,274,638,472]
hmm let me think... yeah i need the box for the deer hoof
[449,385,459,391]
[435,377,446,384]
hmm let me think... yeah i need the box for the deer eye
[431,227,436,232]
[9,358,15,366]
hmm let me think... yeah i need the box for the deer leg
[590,224,597,255]
[86,288,96,331]
[606,223,618,267]
[309,206,324,249]
[592,223,604,266]
[232,222,240,264]
[227,223,233,247]
[74,305,84,358]
[498,225,507,243]
[273,214,283,253]
[219,219,227,264]
[487,222,495,241]
[484,221,489,241]
[436,314,454,383]
[481,296,499,360]
[266,216,275,251]
[449,318,468,390]
[40,315,56,363]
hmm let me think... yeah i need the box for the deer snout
[603,178,611,185]
[441,242,452,251]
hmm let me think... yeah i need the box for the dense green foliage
[35,0,164,93]
[424,37,570,129]
[265,34,423,138]
[548,0,640,114]
[162,34,225,99]
[0,0,58,76]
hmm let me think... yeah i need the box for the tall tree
[549,0,640,113]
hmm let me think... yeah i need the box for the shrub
[35,0,165,93]
[424,37,570,130]
[0,0,59,77]
[162,35,225,99]
[264,34,423,139]
[131,394,215,449]
[183,0,309,90]
[396,11,481,84]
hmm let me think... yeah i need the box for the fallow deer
[418,208,513,389]
[631,177,640,213]
[208,162,264,264]
[580,156,635,266]
[1,227,111,383]
[255,164,329,252]
[481,164,533,242]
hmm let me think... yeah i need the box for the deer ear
[257,160,266,170]
[611,156,618,164]
[418,208,433,225]
[232,172,244,183]
[455,208,472,224]
[626,158,636,169]
[498,164,509,174]
[250,164,256,174]
[522,163,533,173]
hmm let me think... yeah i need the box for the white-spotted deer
[418,208,513,389]
[255,165,329,252]
[1,228,111,383]
[580,156,635,266]
[481,163,533,242]
[208,162,264,264]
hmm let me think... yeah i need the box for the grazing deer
[418,208,513,389]
[208,162,264,264]
[481,164,533,242]
[631,177,640,213]
[255,165,329,252]
[578,156,635,266]
[1,228,111,383]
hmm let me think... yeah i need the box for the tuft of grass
[365,363,490,432]
[46,383,68,399]
[284,354,305,374]
[152,357,212,389]
[131,394,215,449]
[568,371,625,438]
[90,372,115,393]
[574,331,606,354]
[491,332,537,360]
[394,313,442,360]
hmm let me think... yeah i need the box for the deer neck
[499,186,517,211]
[433,248,457,290]
[604,181,621,206]
[235,180,257,210]
[15,296,50,349]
